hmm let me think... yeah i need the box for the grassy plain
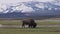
[0,19,60,34]
[0,27,60,34]
[0,20,60,25]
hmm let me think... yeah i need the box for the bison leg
[22,23,25,28]
[28,24,33,28]
[28,24,31,28]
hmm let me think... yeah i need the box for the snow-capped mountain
[0,0,60,18]
[0,0,60,13]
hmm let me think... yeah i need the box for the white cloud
[0,0,32,4]
[0,0,54,8]
[0,0,54,4]
[34,0,54,2]
[0,4,7,10]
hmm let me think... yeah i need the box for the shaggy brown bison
[22,19,37,28]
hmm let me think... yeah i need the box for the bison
[22,19,37,28]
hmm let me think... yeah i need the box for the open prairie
[0,18,60,25]
[0,27,60,34]
[0,18,60,34]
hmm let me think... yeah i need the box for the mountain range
[0,0,60,19]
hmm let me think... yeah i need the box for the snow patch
[35,3,45,9]
[16,4,34,13]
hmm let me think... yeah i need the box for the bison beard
[22,19,37,28]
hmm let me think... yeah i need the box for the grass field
[0,20,60,25]
[0,27,60,34]
[0,19,60,34]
